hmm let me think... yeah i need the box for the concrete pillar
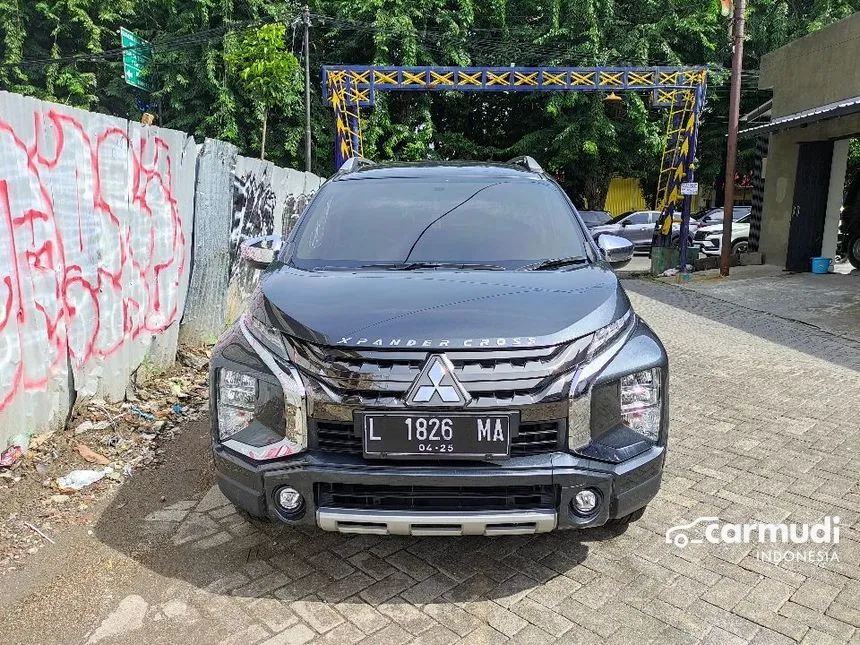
[822,139,849,259]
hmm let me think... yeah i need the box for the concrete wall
[0,91,324,448]
[757,114,860,266]
[756,13,860,266]
[760,12,860,118]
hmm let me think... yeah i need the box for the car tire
[731,239,749,255]
[605,506,646,527]
[848,234,860,269]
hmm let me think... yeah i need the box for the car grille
[511,421,562,455]
[313,419,563,456]
[315,421,363,454]
[288,337,589,407]
[315,483,557,511]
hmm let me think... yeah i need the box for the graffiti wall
[0,91,196,448]
[180,145,325,344]
[224,157,324,324]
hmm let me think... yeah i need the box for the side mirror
[620,219,631,226]
[240,235,284,269]
[597,234,634,268]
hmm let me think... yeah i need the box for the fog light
[277,487,303,512]
[572,489,599,516]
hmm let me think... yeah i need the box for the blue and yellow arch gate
[322,65,708,247]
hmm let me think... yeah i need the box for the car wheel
[731,239,749,255]
[605,506,646,527]
[848,234,860,269]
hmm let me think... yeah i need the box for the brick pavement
[6,279,860,645]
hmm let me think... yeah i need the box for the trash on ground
[23,522,55,545]
[0,445,25,468]
[129,406,156,421]
[1,434,30,467]
[74,420,111,435]
[660,268,679,277]
[1,344,210,571]
[29,430,56,450]
[74,444,110,466]
[56,468,113,492]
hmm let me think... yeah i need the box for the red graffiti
[0,107,187,411]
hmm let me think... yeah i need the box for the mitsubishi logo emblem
[405,355,470,406]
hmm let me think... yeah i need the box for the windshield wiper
[359,262,505,271]
[521,256,589,271]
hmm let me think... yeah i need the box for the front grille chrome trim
[316,509,557,536]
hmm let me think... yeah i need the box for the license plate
[359,413,516,458]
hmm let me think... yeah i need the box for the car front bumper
[213,443,665,535]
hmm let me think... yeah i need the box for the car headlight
[588,310,633,359]
[620,368,662,443]
[245,293,287,354]
[218,369,257,440]
[240,318,308,451]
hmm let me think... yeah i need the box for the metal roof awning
[739,95,860,137]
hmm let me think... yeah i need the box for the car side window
[626,212,650,225]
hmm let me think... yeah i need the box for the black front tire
[731,239,749,255]
[848,234,860,269]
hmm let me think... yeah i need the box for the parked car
[693,213,752,256]
[578,209,613,231]
[838,173,860,268]
[210,156,669,536]
[592,209,700,251]
[694,205,751,227]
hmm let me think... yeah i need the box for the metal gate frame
[322,65,708,247]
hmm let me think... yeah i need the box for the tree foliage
[226,23,302,159]
[1,0,859,205]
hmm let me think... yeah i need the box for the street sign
[120,27,153,91]
[680,182,699,196]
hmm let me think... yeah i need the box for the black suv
[210,157,669,536]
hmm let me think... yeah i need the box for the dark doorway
[786,141,833,271]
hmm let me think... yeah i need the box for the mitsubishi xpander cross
[210,156,668,536]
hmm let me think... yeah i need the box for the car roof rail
[337,156,375,174]
[507,155,544,173]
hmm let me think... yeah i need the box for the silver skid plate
[316,508,557,536]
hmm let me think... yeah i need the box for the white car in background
[693,213,752,256]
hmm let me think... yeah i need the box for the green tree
[3,0,860,200]
[0,0,135,112]
[226,23,302,159]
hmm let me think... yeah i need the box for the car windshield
[579,210,613,226]
[290,178,591,269]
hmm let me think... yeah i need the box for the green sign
[120,27,153,91]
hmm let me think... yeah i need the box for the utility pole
[302,6,312,173]
[719,0,745,276]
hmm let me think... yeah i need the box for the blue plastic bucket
[810,256,831,274]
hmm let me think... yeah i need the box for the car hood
[258,264,630,349]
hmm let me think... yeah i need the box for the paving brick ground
[2,278,858,645]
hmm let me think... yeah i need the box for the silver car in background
[591,210,700,251]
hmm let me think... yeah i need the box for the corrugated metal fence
[0,91,323,448]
